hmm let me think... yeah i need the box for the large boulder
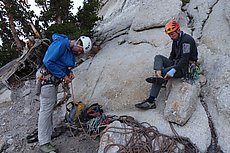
[164,79,201,125]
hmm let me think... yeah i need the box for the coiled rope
[101,115,199,153]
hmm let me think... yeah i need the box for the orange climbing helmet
[165,20,180,34]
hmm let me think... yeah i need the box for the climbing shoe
[39,143,58,153]
[146,77,166,84]
[135,100,156,110]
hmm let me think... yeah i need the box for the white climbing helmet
[79,36,92,53]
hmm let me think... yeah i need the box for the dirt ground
[24,133,99,153]
[0,80,99,153]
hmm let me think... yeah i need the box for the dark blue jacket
[169,31,198,71]
[43,34,75,78]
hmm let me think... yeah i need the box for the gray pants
[150,55,183,98]
[38,84,57,145]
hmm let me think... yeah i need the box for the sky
[28,0,84,15]
[0,0,84,45]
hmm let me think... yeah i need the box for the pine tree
[76,0,101,37]
[35,0,78,39]
[0,0,36,66]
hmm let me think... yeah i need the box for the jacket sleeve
[43,41,67,78]
[174,43,190,71]
[66,69,73,76]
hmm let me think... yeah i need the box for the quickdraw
[187,62,200,84]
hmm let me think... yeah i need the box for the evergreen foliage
[0,0,102,67]
[0,0,35,66]
[45,22,79,40]
[0,45,18,68]
[77,0,101,36]
[36,0,74,28]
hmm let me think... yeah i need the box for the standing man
[135,20,198,110]
[38,33,92,153]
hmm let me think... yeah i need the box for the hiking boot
[146,77,166,84]
[135,100,156,110]
[39,143,58,153]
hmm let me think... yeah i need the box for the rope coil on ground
[101,115,199,153]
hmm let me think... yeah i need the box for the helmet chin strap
[69,40,76,49]
[175,30,181,39]
[175,31,183,43]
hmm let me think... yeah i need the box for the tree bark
[4,0,24,52]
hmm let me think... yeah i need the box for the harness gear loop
[37,65,62,86]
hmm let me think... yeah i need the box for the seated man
[135,20,198,110]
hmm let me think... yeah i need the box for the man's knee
[154,54,163,60]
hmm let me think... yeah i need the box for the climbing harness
[37,65,62,86]
[35,65,62,95]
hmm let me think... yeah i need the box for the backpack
[65,101,85,124]
[79,103,103,123]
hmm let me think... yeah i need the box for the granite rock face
[71,0,230,152]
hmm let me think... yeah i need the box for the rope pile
[101,115,199,153]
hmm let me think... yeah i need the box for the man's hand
[155,70,163,78]
[68,73,75,80]
[64,75,73,84]
[164,68,176,79]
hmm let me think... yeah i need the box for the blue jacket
[43,34,75,78]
